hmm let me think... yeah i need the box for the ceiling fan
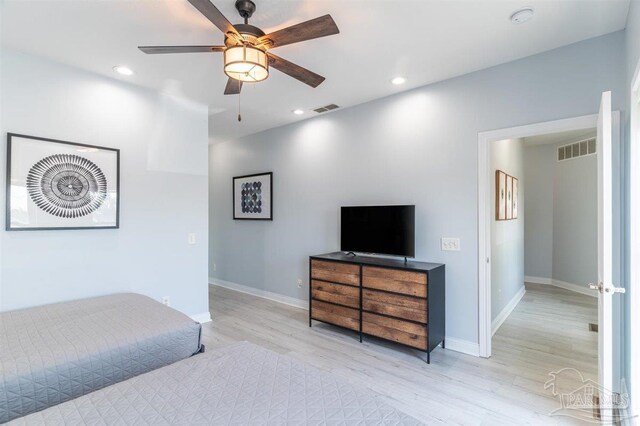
[139,0,339,96]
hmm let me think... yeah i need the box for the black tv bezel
[340,204,416,258]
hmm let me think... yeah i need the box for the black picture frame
[232,172,273,221]
[6,133,120,231]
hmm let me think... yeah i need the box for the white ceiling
[523,128,596,147]
[0,0,630,143]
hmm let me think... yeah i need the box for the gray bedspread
[0,293,202,423]
[8,341,421,425]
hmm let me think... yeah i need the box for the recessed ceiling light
[391,77,406,85]
[293,109,305,115]
[113,66,134,76]
[510,7,534,24]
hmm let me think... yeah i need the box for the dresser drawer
[362,266,427,297]
[311,300,359,331]
[312,280,359,308]
[362,312,427,350]
[363,289,427,323]
[311,260,360,286]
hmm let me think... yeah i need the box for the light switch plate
[188,233,196,245]
[441,237,460,251]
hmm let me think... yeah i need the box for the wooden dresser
[309,252,445,363]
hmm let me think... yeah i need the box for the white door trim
[629,58,640,420]
[477,112,620,358]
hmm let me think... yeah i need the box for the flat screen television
[341,205,415,258]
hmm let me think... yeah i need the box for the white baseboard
[443,337,480,357]
[550,279,595,297]
[492,286,526,336]
[525,276,595,298]
[191,312,212,324]
[524,275,552,285]
[210,278,308,310]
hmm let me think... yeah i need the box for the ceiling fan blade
[138,45,225,54]
[224,78,243,95]
[187,0,239,37]
[258,14,339,49]
[268,53,325,88]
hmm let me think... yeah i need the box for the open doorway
[477,108,624,421]
[489,128,599,390]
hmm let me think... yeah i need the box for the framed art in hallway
[512,177,519,219]
[233,172,273,220]
[6,133,120,230]
[506,175,513,220]
[495,170,507,220]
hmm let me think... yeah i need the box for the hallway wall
[490,138,525,321]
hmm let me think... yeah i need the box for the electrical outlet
[162,296,170,306]
[188,233,196,245]
[213,263,217,272]
[441,237,461,251]
[297,279,302,288]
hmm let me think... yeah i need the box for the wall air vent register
[558,137,596,161]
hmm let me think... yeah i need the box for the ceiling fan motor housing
[224,24,265,47]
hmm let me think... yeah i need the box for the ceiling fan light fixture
[224,45,269,82]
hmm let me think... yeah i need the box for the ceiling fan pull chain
[237,84,242,122]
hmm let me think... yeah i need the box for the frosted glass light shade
[224,45,269,82]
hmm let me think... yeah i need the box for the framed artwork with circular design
[6,133,119,230]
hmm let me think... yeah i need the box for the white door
[593,91,624,422]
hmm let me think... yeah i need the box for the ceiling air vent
[313,104,340,113]
[558,137,596,162]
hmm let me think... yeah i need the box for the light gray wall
[0,49,210,317]
[552,150,598,286]
[523,144,555,279]
[210,31,626,346]
[490,139,524,321]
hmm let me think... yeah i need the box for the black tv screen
[341,205,415,258]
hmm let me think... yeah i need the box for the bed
[0,293,203,423]
[7,341,419,425]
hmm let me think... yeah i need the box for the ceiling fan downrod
[235,0,256,25]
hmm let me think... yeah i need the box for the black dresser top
[310,252,444,272]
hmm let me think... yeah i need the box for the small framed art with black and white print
[233,172,272,220]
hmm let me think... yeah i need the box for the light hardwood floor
[202,282,597,425]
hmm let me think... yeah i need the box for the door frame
[630,59,640,420]
[477,112,621,358]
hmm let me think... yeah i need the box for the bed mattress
[8,341,420,425]
[0,293,202,423]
